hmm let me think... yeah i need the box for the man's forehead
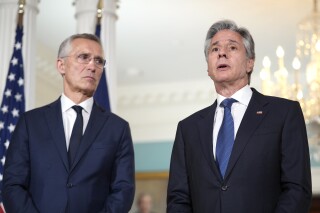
[70,39,103,55]
[211,39,240,46]
[211,30,242,44]
[71,38,101,48]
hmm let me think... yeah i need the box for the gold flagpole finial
[18,0,26,27]
[18,0,26,14]
[96,0,103,24]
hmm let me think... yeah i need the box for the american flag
[93,21,111,111]
[0,25,25,211]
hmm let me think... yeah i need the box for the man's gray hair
[58,33,103,58]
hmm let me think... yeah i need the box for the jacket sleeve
[103,122,135,213]
[167,122,192,213]
[3,114,39,213]
[275,101,312,213]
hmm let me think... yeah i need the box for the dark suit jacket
[167,88,312,213]
[3,98,135,213]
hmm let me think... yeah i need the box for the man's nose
[86,58,96,71]
[218,47,227,58]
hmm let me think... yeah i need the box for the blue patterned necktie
[68,105,83,167]
[216,98,237,178]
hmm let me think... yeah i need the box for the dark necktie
[216,98,237,178]
[68,105,83,167]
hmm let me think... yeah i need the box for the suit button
[67,183,73,188]
[221,185,228,191]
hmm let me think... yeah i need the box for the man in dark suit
[167,20,312,213]
[3,34,135,213]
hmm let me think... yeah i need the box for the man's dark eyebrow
[76,51,90,55]
[211,39,240,46]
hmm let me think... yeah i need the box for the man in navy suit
[167,20,312,213]
[3,34,135,213]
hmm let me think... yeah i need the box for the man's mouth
[217,64,230,70]
[84,76,95,81]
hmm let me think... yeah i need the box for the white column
[101,0,118,113]
[0,0,39,110]
[23,0,39,110]
[74,0,118,112]
[74,0,96,33]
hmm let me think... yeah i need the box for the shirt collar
[217,85,252,107]
[60,93,94,114]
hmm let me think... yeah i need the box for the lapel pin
[256,111,263,114]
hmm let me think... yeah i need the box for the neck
[63,91,92,104]
[214,81,248,97]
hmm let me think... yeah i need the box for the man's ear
[57,58,66,76]
[246,58,254,73]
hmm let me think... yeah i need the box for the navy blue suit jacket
[167,88,312,213]
[3,98,135,213]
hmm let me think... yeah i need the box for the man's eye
[212,47,219,52]
[94,58,104,65]
[229,46,237,50]
[78,54,90,60]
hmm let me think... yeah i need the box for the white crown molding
[118,80,215,108]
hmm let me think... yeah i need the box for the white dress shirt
[213,85,252,158]
[60,94,93,150]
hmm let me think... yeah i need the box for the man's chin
[80,88,95,97]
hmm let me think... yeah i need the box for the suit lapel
[70,103,110,171]
[197,102,222,179]
[45,98,69,172]
[224,89,269,179]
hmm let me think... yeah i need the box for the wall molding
[136,171,168,180]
